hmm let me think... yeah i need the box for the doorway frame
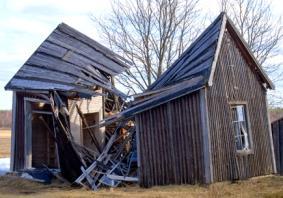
[23,97,53,169]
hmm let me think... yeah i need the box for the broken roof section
[5,23,130,98]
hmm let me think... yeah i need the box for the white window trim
[230,101,254,155]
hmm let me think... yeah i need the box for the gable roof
[5,23,130,98]
[149,12,274,91]
[98,12,274,125]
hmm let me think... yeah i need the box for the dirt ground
[0,175,281,198]
[0,129,282,197]
[0,129,11,158]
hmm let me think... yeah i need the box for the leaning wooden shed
[5,23,130,181]
[271,117,283,175]
[104,12,276,187]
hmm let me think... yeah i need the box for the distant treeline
[269,108,283,123]
[0,110,12,129]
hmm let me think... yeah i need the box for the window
[231,104,252,152]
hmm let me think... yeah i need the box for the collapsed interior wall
[68,91,105,155]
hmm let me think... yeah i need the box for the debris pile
[47,91,137,190]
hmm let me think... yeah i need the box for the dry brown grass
[0,130,282,197]
[0,175,281,198]
[0,129,11,158]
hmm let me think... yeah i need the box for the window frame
[229,101,254,155]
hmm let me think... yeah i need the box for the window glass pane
[234,122,242,150]
[231,104,251,151]
[236,105,244,122]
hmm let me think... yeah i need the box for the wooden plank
[199,88,213,183]
[18,65,96,87]
[57,23,130,68]
[208,13,227,86]
[27,53,112,88]
[154,31,220,89]
[272,121,280,174]
[38,41,68,58]
[8,78,98,96]
[225,18,274,89]
[48,31,125,74]
[24,100,32,169]
[149,15,223,90]
[266,96,277,173]
[106,174,138,182]
[10,91,17,171]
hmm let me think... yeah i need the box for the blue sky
[0,0,112,110]
[0,0,282,110]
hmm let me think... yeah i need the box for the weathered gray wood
[106,174,138,182]
[38,41,68,58]
[27,53,110,86]
[19,65,96,87]
[57,23,130,67]
[24,100,32,169]
[5,22,130,99]
[48,31,125,74]
[136,91,204,187]
[10,91,17,171]
[32,110,53,115]
[207,30,274,182]
[135,115,141,170]
[208,14,227,86]
[267,96,277,173]
[9,78,98,96]
[149,14,223,90]
[199,88,213,183]
[225,17,274,89]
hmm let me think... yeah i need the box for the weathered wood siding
[271,118,283,175]
[136,92,204,187]
[207,31,274,182]
[12,92,38,171]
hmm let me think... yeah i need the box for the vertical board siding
[207,31,274,182]
[272,119,283,174]
[136,92,204,187]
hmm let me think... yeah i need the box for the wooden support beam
[199,88,213,183]
[24,100,32,169]
[10,91,17,171]
[266,94,277,173]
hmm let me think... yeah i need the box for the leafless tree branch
[92,0,201,94]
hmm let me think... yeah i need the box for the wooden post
[24,100,32,169]
[199,88,213,183]
[10,91,17,171]
[135,115,141,180]
[265,94,277,173]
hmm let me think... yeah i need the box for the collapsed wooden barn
[5,12,278,189]
[104,12,277,187]
[5,23,131,181]
[271,117,283,175]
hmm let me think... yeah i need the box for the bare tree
[219,0,283,81]
[220,0,283,107]
[92,0,201,94]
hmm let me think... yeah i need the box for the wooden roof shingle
[5,23,130,98]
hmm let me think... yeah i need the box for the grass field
[0,129,282,197]
[0,175,282,198]
[0,129,10,158]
